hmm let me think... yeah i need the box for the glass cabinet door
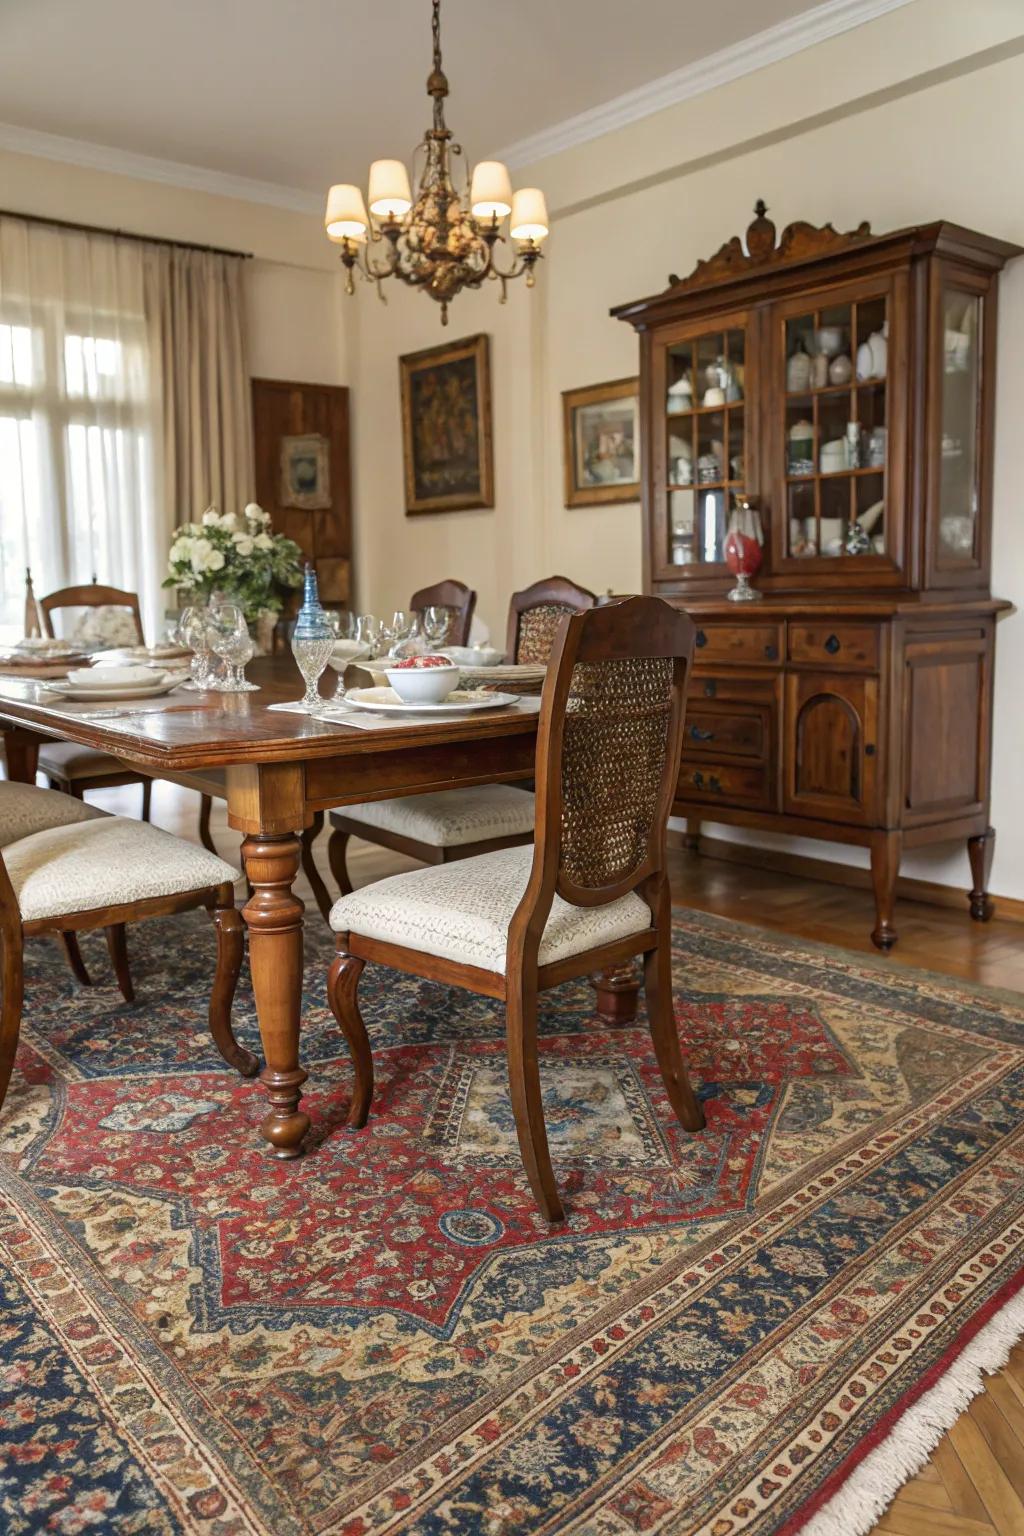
[661,322,750,571]
[780,291,890,563]
[937,283,982,565]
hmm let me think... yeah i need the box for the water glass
[355,614,382,659]
[208,604,259,692]
[178,605,214,689]
[291,620,336,712]
[422,605,452,647]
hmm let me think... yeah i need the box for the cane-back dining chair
[312,575,597,923]
[0,782,256,1118]
[31,575,155,822]
[325,594,701,1222]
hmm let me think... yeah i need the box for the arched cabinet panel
[784,673,878,823]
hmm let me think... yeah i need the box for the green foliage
[162,503,304,622]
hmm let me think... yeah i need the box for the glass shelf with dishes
[938,286,982,563]
[782,296,889,561]
[665,326,747,568]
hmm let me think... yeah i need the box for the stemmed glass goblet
[422,605,451,648]
[178,605,214,689]
[207,604,259,691]
[291,612,336,713]
[382,609,416,659]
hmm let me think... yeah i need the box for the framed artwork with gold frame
[400,333,494,515]
[562,376,640,507]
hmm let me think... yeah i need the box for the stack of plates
[42,664,186,701]
[458,662,547,691]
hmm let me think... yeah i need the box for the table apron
[303,735,536,810]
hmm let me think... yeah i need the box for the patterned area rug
[2,909,1024,1536]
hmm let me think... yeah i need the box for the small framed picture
[280,433,331,511]
[562,377,640,507]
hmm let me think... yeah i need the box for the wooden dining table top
[0,654,540,773]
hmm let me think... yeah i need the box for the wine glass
[291,614,336,713]
[382,609,415,659]
[178,605,214,689]
[422,605,451,648]
[355,614,382,659]
[208,605,259,691]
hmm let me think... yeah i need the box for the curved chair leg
[105,924,135,1004]
[301,812,333,925]
[141,778,153,823]
[327,828,354,898]
[0,927,25,1114]
[208,889,259,1078]
[506,976,564,1224]
[60,931,93,986]
[326,939,373,1127]
[198,793,217,855]
[643,914,704,1133]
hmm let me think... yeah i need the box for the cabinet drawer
[676,759,772,810]
[693,622,783,666]
[788,623,880,670]
[688,672,778,707]
[683,708,765,759]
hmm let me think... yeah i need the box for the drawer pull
[695,628,707,648]
[824,633,841,655]
[691,771,723,793]
[689,724,714,742]
[764,643,779,660]
[865,743,876,757]
[703,680,717,698]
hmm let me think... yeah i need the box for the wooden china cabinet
[612,203,1019,949]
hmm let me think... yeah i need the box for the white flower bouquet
[163,503,304,622]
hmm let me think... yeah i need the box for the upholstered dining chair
[0,781,256,1117]
[325,594,701,1223]
[311,575,597,922]
[30,574,155,822]
[409,577,476,647]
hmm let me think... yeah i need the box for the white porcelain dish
[440,645,503,667]
[345,686,519,715]
[384,661,459,704]
[42,676,184,701]
[67,664,157,688]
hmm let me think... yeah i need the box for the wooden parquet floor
[82,782,1024,1535]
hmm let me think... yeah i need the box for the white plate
[345,686,519,715]
[42,677,185,701]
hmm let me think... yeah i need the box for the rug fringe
[799,1282,1024,1536]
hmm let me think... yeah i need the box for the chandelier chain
[432,0,442,75]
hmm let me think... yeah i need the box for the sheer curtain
[0,215,252,640]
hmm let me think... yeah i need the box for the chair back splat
[514,596,695,946]
[505,576,596,664]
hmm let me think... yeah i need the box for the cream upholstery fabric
[38,741,129,780]
[329,844,650,973]
[332,785,535,849]
[4,817,239,921]
[0,782,105,849]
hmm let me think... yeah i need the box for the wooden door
[251,378,352,613]
[784,672,879,824]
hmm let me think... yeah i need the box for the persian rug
[2,909,1024,1536]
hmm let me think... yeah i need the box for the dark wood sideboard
[613,205,1019,949]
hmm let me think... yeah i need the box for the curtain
[0,216,252,639]
[147,245,253,536]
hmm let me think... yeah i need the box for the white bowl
[384,661,460,704]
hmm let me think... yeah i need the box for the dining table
[0,654,641,1156]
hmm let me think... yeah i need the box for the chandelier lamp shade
[323,0,549,324]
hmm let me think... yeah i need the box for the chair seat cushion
[329,844,650,974]
[37,740,132,780]
[0,782,106,849]
[5,817,240,922]
[332,785,536,849]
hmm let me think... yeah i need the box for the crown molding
[0,120,321,216]
[492,0,916,170]
[0,0,914,214]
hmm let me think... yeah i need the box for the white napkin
[66,665,161,687]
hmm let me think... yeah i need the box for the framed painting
[280,432,331,511]
[400,333,494,515]
[562,377,640,507]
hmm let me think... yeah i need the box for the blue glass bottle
[291,563,334,711]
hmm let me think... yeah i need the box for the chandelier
[323,0,549,325]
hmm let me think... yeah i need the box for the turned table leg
[967,826,995,922]
[870,830,902,952]
[2,727,40,785]
[592,960,641,1025]
[242,832,309,1158]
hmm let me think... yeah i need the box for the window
[0,305,155,640]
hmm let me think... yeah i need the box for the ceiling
[0,0,821,196]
